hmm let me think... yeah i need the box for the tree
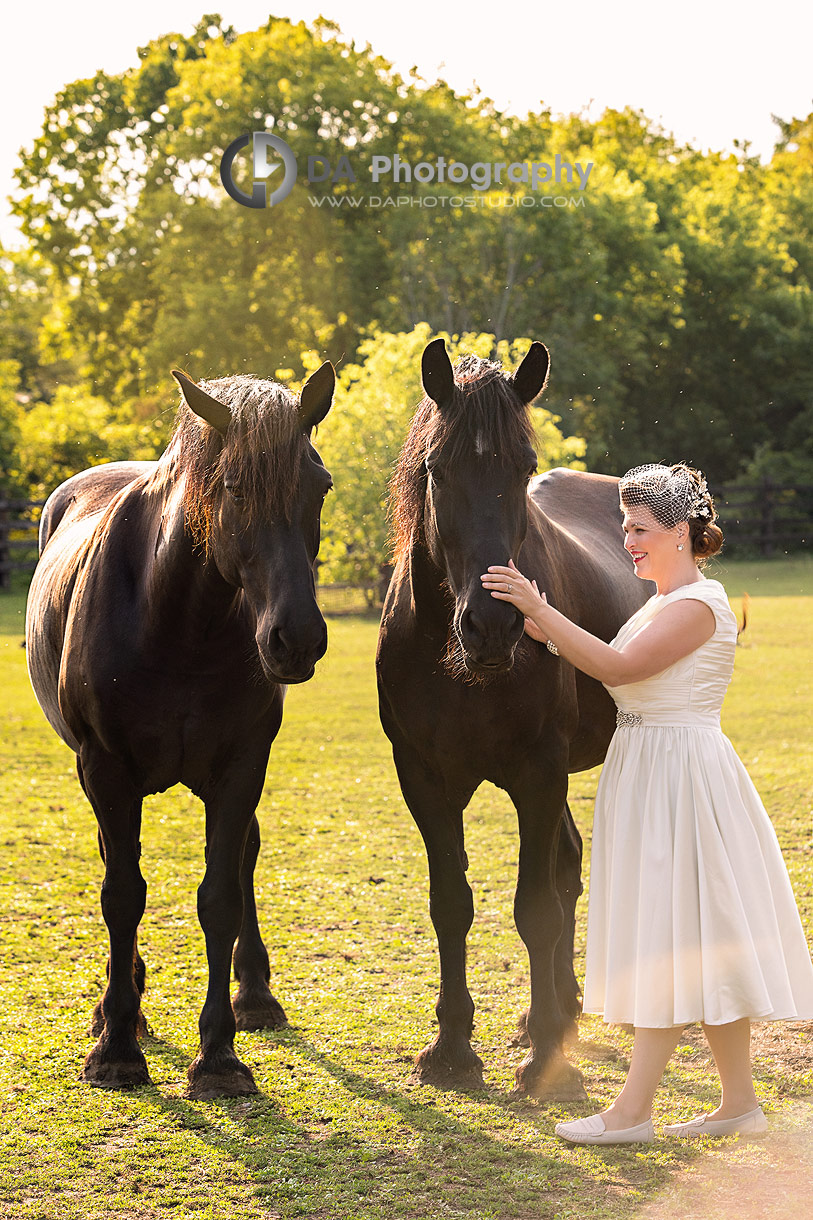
[13,386,165,500]
[9,17,812,500]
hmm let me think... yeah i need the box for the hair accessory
[619,463,713,530]
[546,639,560,656]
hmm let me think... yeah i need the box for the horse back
[530,468,622,562]
[38,461,157,553]
[27,462,158,752]
[529,467,648,630]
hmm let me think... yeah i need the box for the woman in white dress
[481,463,813,1145]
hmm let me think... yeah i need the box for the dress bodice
[603,579,737,727]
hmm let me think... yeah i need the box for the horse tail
[736,592,750,642]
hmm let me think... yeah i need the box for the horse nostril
[264,620,327,662]
[460,599,524,656]
[461,607,487,645]
[266,626,286,654]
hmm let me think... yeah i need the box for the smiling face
[621,503,688,584]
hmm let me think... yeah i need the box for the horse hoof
[513,1050,586,1102]
[409,1039,486,1091]
[232,991,287,1032]
[186,1055,259,1101]
[81,1044,151,1090]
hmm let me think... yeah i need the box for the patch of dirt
[676,1020,813,1080]
[637,1098,813,1220]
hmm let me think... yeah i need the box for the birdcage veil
[618,463,712,530]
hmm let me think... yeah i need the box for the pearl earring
[677,543,684,551]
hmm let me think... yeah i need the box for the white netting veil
[618,463,713,530]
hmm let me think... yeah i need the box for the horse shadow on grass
[122,1024,704,1220]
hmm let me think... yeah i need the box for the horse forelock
[390,357,536,563]
[159,375,308,548]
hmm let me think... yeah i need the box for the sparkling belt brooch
[616,709,644,728]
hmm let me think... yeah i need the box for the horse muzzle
[456,596,524,674]
[256,619,328,685]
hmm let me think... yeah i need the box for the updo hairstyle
[619,462,724,563]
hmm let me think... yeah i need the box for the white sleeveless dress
[583,577,813,1028]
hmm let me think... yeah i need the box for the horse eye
[225,482,244,502]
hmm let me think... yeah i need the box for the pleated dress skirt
[582,716,813,1028]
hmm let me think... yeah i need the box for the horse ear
[172,370,231,436]
[421,338,455,409]
[298,361,335,432]
[511,342,550,404]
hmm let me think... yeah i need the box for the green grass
[1,559,811,1220]
[707,551,813,597]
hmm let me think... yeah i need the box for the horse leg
[553,802,583,1043]
[510,804,583,1051]
[232,814,287,1031]
[509,762,586,1101]
[91,940,149,1038]
[78,750,150,1089]
[88,825,149,1039]
[186,794,261,1100]
[394,745,483,1090]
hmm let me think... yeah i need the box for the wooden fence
[2,479,810,592]
[713,478,812,556]
[0,499,43,590]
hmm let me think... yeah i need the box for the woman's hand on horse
[481,561,550,639]
[522,615,548,643]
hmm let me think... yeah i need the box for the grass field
[1,556,811,1220]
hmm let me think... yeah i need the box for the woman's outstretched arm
[481,561,714,687]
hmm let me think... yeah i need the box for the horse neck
[401,526,457,627]
[522,494,611,614]
[148,488,241,632]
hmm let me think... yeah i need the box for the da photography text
[219,131,594,210]
[309,153,593,192]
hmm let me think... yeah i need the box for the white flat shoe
[663,1105,767,1138]
[555,1113,655,1145]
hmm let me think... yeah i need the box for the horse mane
[157,374,307,548]
[390,355,537,563]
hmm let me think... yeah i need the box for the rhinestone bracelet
[546,639,559,656]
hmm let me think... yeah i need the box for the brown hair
[689,516,724,562]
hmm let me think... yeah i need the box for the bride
[482,462,813,1144]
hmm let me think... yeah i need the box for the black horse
[26,363,335,1098]
[376,339,648,1098]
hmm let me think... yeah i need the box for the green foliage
[0,246,77,402]
[7,14,813,509]
[315,325,586,586]
[13,385,167,499]
[0,358,23,492]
